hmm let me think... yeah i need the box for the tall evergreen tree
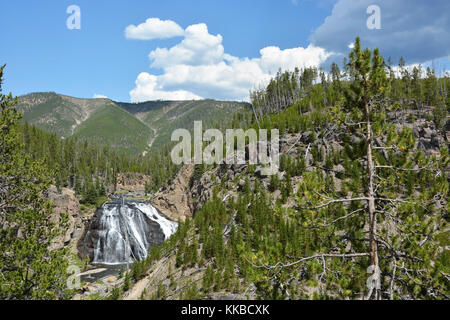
[0,65,70,299]
[249,38,448,300]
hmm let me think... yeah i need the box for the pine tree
[191,238,199,266]
[251,38,449,300]
[202,265,214,292]
[0,65,69,299]
[269,173,280,192]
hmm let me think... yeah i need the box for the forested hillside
[118,100,250,151]
[1,36,449,300]
[11,94,249,208]
[18,122,179,205]
[16,93,249,155]
[112,38,449,301]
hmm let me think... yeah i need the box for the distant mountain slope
[16,92,249,154]
[118,99,250,150]
[72,102,153,154]
[16,92,112,138]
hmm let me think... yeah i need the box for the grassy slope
[18,93,78,137]
[73,103,153,154]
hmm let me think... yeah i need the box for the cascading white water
[135,203,178,239]
[84,201,178,265]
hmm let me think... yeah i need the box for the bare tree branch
[245,253,370,270]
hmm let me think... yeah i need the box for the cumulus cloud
[155,60,271,101]
[125,18,184,40]
[310,0,450,64]
[128,20,332,102]
[149,23,224,68]
[258,45,331,73]
[130,72,203,101]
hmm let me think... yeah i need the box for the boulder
[421,127,434,139]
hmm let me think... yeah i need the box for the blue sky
[1,0,449,102]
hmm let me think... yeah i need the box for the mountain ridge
[16,92,250,154]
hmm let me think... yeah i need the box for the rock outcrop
[116,173,150,194]
[48,186,83,250]
[151,164,195,222]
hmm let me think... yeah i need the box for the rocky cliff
[47,186,83,250]
[151,164,195,222]
[116,173,150,194]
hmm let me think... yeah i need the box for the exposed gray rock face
[152,164,194,222]
[115,172,150,194]
[397,112,449,155]
[47,186,83,250]
[205,293,255,300]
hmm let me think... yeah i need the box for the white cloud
[93,94,108,99]
[149,23,224,68]
[390,63,424,78]
[258,45,331,73]
[155,59,271,101]
[125,18,184,40]
[127,19,332,102]
[130,72,202,102]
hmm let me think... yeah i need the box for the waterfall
[82,201,178,265]
[135,203,178,239]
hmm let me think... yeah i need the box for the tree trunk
[365,98,380,299]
